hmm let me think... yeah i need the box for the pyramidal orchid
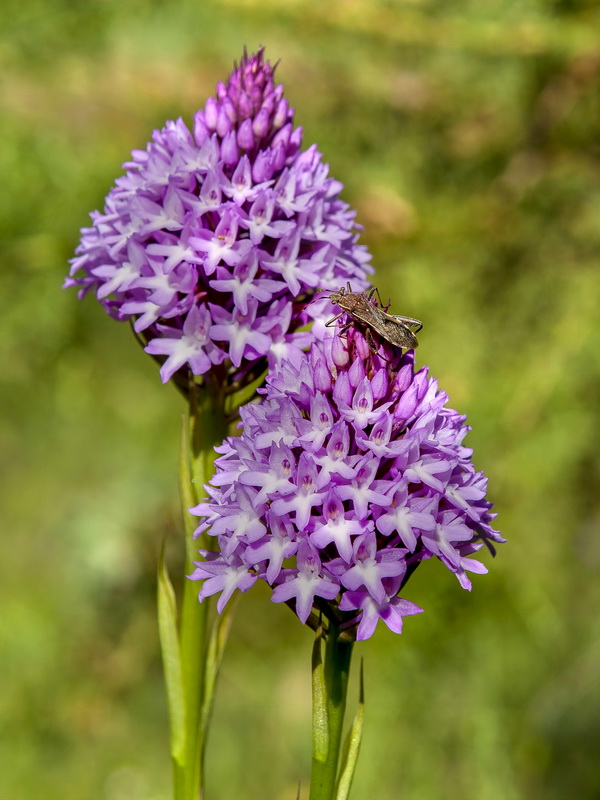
[190,322,503,798]
[65,49,375,800]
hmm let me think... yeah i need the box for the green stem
[309,623,355,800]
[175,384,229,800]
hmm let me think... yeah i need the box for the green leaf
[157,543,186,765]
[312,624,329,765]
[335,659,365,800]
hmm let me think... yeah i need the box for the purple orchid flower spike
[191,325,504,641]
[66,48,373,396]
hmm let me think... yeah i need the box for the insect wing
[346,299,382,329]
[378,316,420,349]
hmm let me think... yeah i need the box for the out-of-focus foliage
[1,1,599,798]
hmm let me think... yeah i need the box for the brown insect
[324,283,423,351]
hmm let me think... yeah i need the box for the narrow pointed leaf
[335,659,365,800]
[157,544,186,764]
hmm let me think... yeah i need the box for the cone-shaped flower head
[190,326,504,640]
[66,49,372,387]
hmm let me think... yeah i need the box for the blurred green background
[2,1,600,798]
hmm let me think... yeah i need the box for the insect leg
[388,314,423,333]
[364,327,393,361]
[326,315,357,336]
[376,286,393,312]
[403,317,423,333]
[325,312,345,327]
[365,327,377,353]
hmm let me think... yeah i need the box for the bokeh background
[2,1,600,798]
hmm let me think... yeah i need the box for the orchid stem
[309,621,354,800]
[172,384,229,800]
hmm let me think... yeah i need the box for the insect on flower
[324,283,423,351]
